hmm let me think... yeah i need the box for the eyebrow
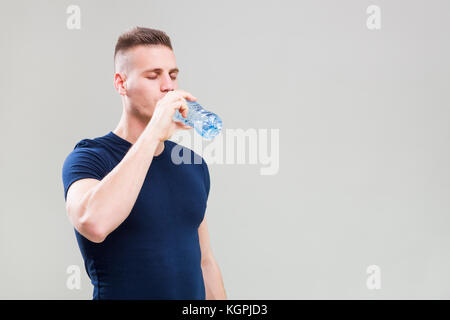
[142,68,179,74]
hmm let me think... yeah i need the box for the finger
[175,121,192,130]
[182,107,189,119]
[174,89,197,102]
[174,98,189,117]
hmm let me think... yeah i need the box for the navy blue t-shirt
[61,131,210,300]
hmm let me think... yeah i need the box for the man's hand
[145,90,197,142]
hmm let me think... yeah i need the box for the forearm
[202,258,227,300]
[82,128,160,239]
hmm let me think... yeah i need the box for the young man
[62,27,226,300]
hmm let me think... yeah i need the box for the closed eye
[146,75,177,80]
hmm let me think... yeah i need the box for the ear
[114,72,127,96]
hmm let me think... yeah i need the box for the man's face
[115,45,179,119]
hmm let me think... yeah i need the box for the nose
[160,73,175,93]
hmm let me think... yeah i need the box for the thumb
[175,121,192,130]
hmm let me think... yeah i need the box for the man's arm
[66,130,161,243]
[66,90,195,243]
[199,216,227,300]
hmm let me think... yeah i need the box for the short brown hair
[114,27,173,60]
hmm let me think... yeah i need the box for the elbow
[77,213,107,243]
[85,230,106,244]
[66,197,107,243]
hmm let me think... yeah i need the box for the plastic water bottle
[173,100,222,139]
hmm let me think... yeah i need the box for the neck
[113,107,165,157]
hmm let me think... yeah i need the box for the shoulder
[61,136,112,200]
[66,137,103,157]
[63,136,111,171]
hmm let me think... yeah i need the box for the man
[62,27,226,300]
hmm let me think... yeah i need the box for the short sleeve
[202,159,210,201]
[62,141,109,202]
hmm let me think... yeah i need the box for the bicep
[66,178,100,224]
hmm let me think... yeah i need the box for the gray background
[0,0,449,299]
